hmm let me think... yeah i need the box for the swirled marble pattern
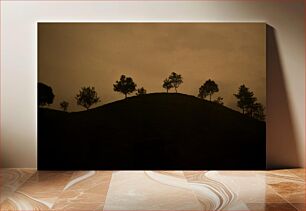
[52,171,112,210]
[104,171,203,210]
[0,169,35,203]
[0,169,304,210]
[183,171,248,210]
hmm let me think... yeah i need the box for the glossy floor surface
[0,169,304,210]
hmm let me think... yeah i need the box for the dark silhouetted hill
[38,93,266,170]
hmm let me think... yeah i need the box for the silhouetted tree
[198,79,219,101]
[252,102,265,121]
[38,82,55,106]
[136,87,147,96]
[75,86,100,110]
[234,85,257,114]
[163,78,173,93]
[113,75,137,98]
[162,78,173,93]
[60,101,69,112]
[168,72,183,92]
[213,97,224,105]
[198,86,207,99]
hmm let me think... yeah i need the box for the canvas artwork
[38,23,266,170]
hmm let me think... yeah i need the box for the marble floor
[0,169,304,211]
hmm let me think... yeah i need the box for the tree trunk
[175,87,177,93]
[125,93,127,98]
[209,94,211,101]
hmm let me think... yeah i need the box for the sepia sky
[38,23,266,112]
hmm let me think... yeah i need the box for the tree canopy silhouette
[136,87,147,96]
[213,97,224,105]
[38,82,54,106]
[198,79,219,101]
[75,86,100,110]
[252,102,265,121]
[234,85,265,120]
[60,101,69,112]
[234,85,257,114]
[162,78,173,93]
[113,75,137,98]
[168,72,183,93]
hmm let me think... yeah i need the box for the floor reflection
[0,169,304,210]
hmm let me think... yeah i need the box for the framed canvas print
[38,23,266,170]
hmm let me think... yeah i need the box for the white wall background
[1,1,304,168]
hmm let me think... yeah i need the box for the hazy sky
[38,23,266,112]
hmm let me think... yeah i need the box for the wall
[1,0,304,168]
